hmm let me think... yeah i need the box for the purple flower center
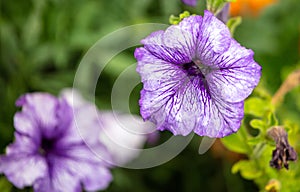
[39,137,56,156]
[182,60,212,80]
[181,60,212,100]
[182,61,203,77]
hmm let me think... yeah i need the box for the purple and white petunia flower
[182,0,197,6]
[0,92,112,192]
[134,10,261,138]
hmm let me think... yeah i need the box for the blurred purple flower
[0,93,112,192]
[182,0,197,6]
[134,11,261,138]
[61,89,156,166]
[99,111,155,165]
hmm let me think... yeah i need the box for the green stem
[239,125,262,169]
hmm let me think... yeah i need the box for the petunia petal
[58,89,104,147]
[16,93,58,129]
[14,112,41,142]
[34,152,112,192]
[61,142,110,165]
[140,16,202,65]
[194,97,244,137]
[99,112,151,165]
[33,160,82,192]
[15,93,70,139]
[0,152,47,189]
[60,88,90,108]
[206,39,261,102]
[5,133,38,155]
[79,162,112,191]
[196,10,231,65]
[182,0,197,6]
[59,107,100,145]
[136,48,205,136]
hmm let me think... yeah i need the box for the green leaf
[232,160,263,180]
[221,130,248,154]
[250,119,266,131]
[226,16,242,36]
[267,111,278,127]
[247,136,263,146]
[169,15,180,25]
[169,11,190,25]
[0,177,12,192]
[244,97,270,117]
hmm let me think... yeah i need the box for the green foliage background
[0,0,299,191]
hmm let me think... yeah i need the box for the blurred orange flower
[230,0,277,16]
